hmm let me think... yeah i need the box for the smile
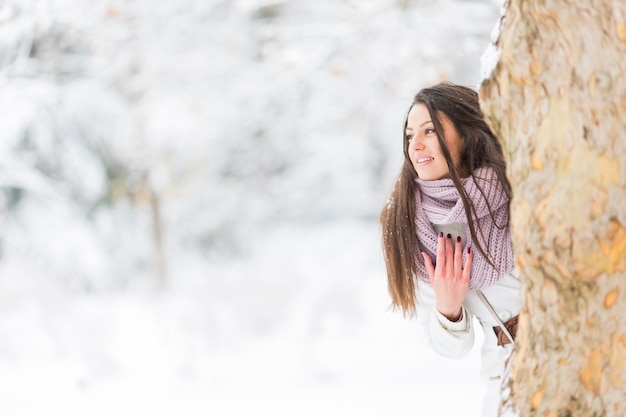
[417,157,434,164]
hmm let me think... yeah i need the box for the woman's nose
[411,136,424,150]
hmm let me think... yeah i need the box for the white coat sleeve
[416,279,475,359]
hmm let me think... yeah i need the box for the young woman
[380,82,520,417]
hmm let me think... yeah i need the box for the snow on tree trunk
[479,0,626,415]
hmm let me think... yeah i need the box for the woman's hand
[422,233,473,322]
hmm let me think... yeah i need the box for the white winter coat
[416,269,521,417]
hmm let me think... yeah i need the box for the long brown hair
[380,82,512,315]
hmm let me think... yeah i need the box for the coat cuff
[434,306,469,333]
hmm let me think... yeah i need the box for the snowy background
[0,0,502,415]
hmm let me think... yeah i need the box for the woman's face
[405,103,463,181]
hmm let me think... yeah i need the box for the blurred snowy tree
[0,0,502,289]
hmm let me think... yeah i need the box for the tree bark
[479,0,626,416]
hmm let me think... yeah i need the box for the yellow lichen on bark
[617,22,626,42]
[530,60,542,75]
[605,288,619,308]
[530,154,543,170]
[591,155,620,187]
[530,137,622,280]
[584,221,626,276]
[609,334,626,389]
[580,343,608,394]
[553,145,617,190]
[531,382,545,409]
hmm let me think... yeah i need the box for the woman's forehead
[407,103,431,125]
[407,103,454,128]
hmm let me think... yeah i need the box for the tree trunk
[479,0,626,416]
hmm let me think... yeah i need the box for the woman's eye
[425,128,435,135]
[405,134,413,141]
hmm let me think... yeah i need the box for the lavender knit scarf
[414,167,514,290]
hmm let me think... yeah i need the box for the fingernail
[467,246,471,254]
[456,236,461,243]
[439,232,443,238]
[446,233,452,239]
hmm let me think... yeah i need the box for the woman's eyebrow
[406,120,433,133]
[406,120,432,131]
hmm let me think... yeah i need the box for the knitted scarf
[414,166,514,290]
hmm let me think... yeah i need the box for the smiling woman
[380,82,521,417]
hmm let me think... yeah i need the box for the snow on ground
[0,220,485,416]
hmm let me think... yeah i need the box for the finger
[462,246,473,283]
[435,232,445,272]
[422,252,435,280]
[444,233,454,275]
[454,236,463,276]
